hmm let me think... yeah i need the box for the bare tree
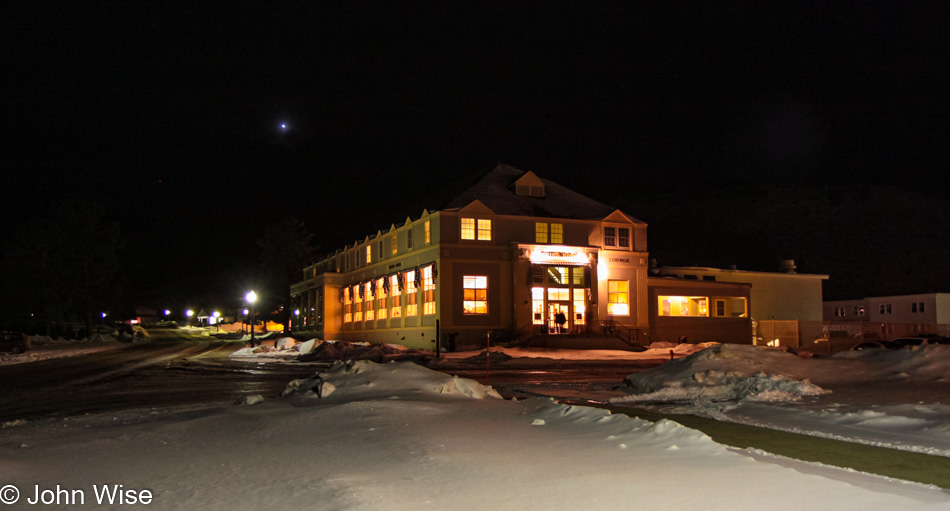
[256,217,316,334]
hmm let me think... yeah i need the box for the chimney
[780,259,797,274]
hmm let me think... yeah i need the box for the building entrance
[531,265,589,334]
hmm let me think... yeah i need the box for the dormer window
[514,171,546,197]
[516,184,545,197]
[604,225,631,250]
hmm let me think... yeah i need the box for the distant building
[657,263,828,347]
[824,293,950,342]
[647,276,752,345]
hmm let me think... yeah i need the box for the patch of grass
[603,404,950,490]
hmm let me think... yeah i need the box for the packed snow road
[0,338,327,422]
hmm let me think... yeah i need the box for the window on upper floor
[424,221,431,245]
[535,222,563,244]
[461,218,491,241]
[392,233,398,255]
[365,245,372,264]
[603,226,631,249]
[535,222,548,244]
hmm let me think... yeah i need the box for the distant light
[186,309,194,317]
[101,312,107,319]
[294,309,300,316]
[279,123,288,130]
[212,311,220,318]
[164,309,171,316]
[245,290,258,304]
[243,308,249,316]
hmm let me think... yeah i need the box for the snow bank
[282,360,503,401]
[832,344,950,382]
[614,344,827,404]
[297,340,423,362]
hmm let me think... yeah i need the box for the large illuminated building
[291,164,659,349]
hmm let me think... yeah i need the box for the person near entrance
[554,311,567,334]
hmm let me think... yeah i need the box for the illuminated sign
[527,246,590,265]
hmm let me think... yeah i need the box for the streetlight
[185,309,194,327]
[293,308,300,333]
[245,291,258,347]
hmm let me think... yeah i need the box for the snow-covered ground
[612,344,950,458]
[2,346,949,509]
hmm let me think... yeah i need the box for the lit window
[462,218,491,241]
[571,267,585,286]
[405,270,418,316]
[390,274,402,318]
[463,275,488,314]
[364,282,375,321]
[461,218,475,240]
[366,245,372,264]
[478,219,492,240]
[424,221,431,244]
[353,285,363,322]
[532,287,544,325]
[343,287,352,323]
[573,288,586,325]
[547,267,568,285]
[551,223,563,244]
[392,234,398,255]
[607,280,629,316]
[535,222,548,244]
[423,265,436,315]
[376,278,387,320]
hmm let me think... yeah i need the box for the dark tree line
[0,201,122,336]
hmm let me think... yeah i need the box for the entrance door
[548,302,570,334]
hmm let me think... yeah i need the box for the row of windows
[657,295,748,318]
[344,269,426,323]
[310,218,638,280]
[363,221,432,266]
[461,218,634,251]
[834,302,927,317]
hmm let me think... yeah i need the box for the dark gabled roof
[441,164,639,221]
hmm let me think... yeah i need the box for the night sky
[2,2,948,306]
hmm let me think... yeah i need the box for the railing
[589,319,646,347]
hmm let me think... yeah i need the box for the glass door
[548,302,570,334]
